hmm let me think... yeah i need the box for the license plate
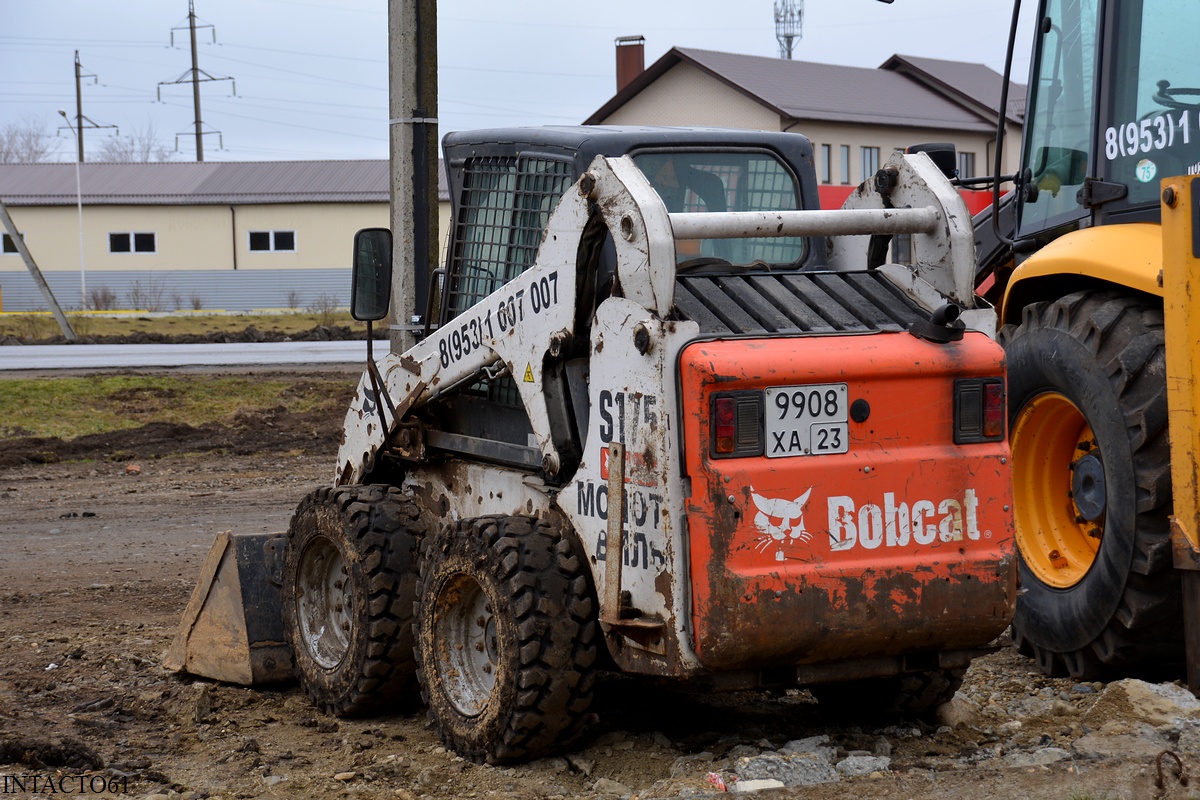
[764,383,849,457]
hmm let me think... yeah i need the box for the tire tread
[283,484,424,716]
[1004,290,1179,679]
[415,515,598,764]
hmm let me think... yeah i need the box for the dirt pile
[0,407,342,469]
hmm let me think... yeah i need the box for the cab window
[632,151,805,266]
[1018,0,1099,237]
[1100,0,1200,208]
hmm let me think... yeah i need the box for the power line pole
[157,0,235,162]
[74,50,85,162]
[67,51,117,161]
[57,53,116,309]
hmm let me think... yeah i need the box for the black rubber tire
[282,484,425,716]
[415,516,598,764]
[810,669,965,720]
[1001,290,1178,679]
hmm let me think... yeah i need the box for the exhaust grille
[674,270,928,335]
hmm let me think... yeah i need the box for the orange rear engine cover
[679,331,1015,671]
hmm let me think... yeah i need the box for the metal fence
[0,268,352,313]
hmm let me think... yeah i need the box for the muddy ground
[3,371,1200,800]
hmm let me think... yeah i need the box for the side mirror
[905,142,958,179]
[351,227,392,322]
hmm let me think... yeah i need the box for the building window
[109,232,156,253]
[2,232,23,254]
[959,152,976,179]
[249,230,297,252]
[861,146,880,180]
[820,144,831,184]
[839,145,850,184]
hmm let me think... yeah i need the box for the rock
[1005,695,1058,719]
[727,744,761,759]
[735,752,838,786]
[1073,726,1168,760]
[997,720,1023,737]
[1113,679,1200,725]
[192,685,215,724]
[936,696,980,729]
[1051,699,1081,716]
[1177,725,1200,752]
[836,755,890,778]
[333,771,356,781]
[652,731,673,749]
[670,751,715,778]
[779,735,836,762]
[592,777,632,797]
[566,754,595,777]
[1001,747,1071,768]
[732,778,786,793]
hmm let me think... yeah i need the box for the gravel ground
[2,379,1199,800]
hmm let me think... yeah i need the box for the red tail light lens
[954,378,1006,443]
[711,392,763,457]
[983,381,1005,439]
[714,397,736,453]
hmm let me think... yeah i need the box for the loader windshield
[1099,0,1200,208]
[1018,0,1098,236]
[633,150,806,267]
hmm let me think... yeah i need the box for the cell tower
[775,0,803,60]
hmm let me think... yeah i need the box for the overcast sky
[0,0,1035,163]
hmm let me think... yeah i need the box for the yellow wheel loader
[977,0,1200,683]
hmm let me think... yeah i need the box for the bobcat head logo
[750,487,813,562]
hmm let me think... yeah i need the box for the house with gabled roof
[586,46,1025,193]
[0,160,451,313]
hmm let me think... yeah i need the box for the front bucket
[164,530,293,685]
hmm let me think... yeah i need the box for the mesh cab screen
[444,156,573,320]
[443,156,573,407]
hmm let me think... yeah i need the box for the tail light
[955,378,1006,443]
[711,392,763,458]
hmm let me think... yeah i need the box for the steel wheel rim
[433,574,498,717]
[295,535,352,669]
[1011,391,1104,588]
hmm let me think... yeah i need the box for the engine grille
[673,270,928,335]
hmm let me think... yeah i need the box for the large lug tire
[1001,290,1178,679]
[415,516,598,764]
[282,484,424,716]
[810,669,965,720]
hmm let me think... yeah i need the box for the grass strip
[0,375,354,440]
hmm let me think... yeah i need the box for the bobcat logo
[750,487,813,562]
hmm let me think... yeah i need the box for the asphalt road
[0,341,379,371]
